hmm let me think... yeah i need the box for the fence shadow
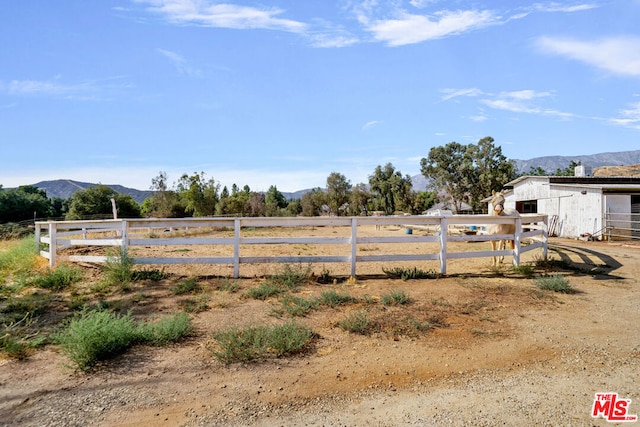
[549,243,624,280]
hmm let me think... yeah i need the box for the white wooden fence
[35,214,548,277]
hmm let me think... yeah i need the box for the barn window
[516,200,537,213]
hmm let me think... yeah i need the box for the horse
[488,190,520,266]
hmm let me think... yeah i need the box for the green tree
[348,183,371,216]
[66,185,141,220]
[142,171,185,218]
[300,188,326,216]
[413,191,437,214]
[420,137,516,213]
[176,172,219,217]
[325,172,351,216]
[0,185,54,222]
[265,185,287,217]
[368,163,413,215]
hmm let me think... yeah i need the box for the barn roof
[504,175,640,188]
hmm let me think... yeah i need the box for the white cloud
[480,90,574,119]
[536,36,640,77]
[610,101,640,130]
[362,120,382,131]
[366,9,497,46]
[440,87,483,101]
[409,0,437,8]
[0,77,128,100]
[533,2,599,13]
[156,48,202,76]
[135,0,307,33]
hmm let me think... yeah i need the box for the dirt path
[1,238,639,426]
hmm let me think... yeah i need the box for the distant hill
[512,149,640,175]
[30,180,152,204]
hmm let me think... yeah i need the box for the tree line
[2,137,573,225]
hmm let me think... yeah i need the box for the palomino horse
[488,190,520,266]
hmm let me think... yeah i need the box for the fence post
[439,217,447,275]
[233,218,240,278]
[543,215,548,260]
[48,222,57,267]
[514,217,522,266]
[35,223,41,254]
[350,217,357,277]
[121,220,129,256]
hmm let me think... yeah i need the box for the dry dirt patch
[1,237,639,426]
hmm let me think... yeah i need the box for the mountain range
[11,149,640,203]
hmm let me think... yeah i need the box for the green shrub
[136,312,191,346]
[533,274,576,293]
[382,267,438,280]
[171,277,199,295]
[247,282,285,300]
[511,264,535,278]
[56,310,138,370]
[32,264,84,291]
[101,249,134,289]
[56,309,192,370]
[211,321,314,364]
[319,290,355,308]
[381,289,412,306]
[338,310,370,334]
[217,278,240,293]
[277,295,319,317]
[132,268,170,281]
[269,264,312,290]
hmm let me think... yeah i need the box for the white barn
[498,173,640,240]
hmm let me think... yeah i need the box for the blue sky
[1,1,639,193]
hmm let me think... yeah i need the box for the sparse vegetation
[319,290,356,308]
[210,321,314,364]
[338,310,371,334]
[381,289,412,306]
[32,264,84,291]
[275,295,319,317]
[383,266,438,280]
[533,274,576,293]
[101,249,135,289]
[171,277,200,295]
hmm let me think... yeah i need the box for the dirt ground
[1,231,639,426]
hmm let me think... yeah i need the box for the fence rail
[605,212,640,240]
[35,215,548,277]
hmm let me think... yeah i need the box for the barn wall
[548,186,603,238]
[508,179,603,238]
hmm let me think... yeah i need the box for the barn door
[632,195,640,239]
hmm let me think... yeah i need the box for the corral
[35,214,548,276]
[1,235,638,426]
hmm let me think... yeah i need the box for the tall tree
[348,183,371,216]
[265,185,287,217]
[300,188,326,216]
[420,137,516,213]
[368,163,413,215]
[176,172,219,217]
[325,172,351,216]
[143,171,184,218]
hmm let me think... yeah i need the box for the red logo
[592,392,638,422]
